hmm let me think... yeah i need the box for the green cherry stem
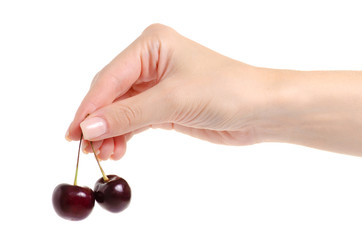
[90,141,109,182]
[73,133,83,186]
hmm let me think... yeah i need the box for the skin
[66,24,362,159]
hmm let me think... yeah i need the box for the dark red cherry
[52,184,95,221]
[94,175,131,213]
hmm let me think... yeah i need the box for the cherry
[89,141,132,213]
[94,175,131,213]
[52,184,95,221]
[52,133,94,221]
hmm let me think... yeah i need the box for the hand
[65,24,273,160]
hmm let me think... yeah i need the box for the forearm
[256,68,362,156]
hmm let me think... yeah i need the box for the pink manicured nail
[80,117,107,139]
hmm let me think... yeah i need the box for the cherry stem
[73,133,83,186]
[90,141,109,182]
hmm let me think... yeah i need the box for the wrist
[254,68,362,156]
[253,69,313,144]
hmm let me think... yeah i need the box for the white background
[1,0,362,239]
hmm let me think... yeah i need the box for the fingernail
[82,141,88,154]
[80,117,107,139]
[65,129,72,142]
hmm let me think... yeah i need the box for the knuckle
[113,103,140,130]
[143,23,170,34]
[142,23,175,41]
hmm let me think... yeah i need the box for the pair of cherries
[52,135,131,221]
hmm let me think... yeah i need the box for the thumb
[80,85,171,141]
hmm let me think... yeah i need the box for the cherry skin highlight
[94,175,131,213]
[52,184,95,221]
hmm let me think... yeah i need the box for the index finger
[66,42,142,141]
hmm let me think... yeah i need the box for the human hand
[65,24,276,160]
